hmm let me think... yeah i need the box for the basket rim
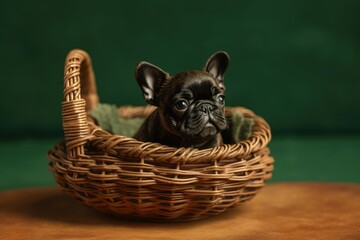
[86,105,271,164]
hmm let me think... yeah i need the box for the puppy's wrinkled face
[159,71,227,141]
[135,51,230,146]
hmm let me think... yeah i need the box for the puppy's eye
[175,100,188,110]
[218,95,225,104]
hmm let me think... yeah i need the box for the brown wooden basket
[48,49,274,222]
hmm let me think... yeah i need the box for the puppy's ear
[204,51,230,90]
[135,62,169,106]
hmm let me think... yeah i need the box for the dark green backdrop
[0,0,359,189]
[1,0,359,137]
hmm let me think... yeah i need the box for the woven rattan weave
[48,49,275,221]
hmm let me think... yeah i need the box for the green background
[0,0,359,190]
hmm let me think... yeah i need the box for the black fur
[134,51,230,149]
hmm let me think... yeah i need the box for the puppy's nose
[199,104,213,114]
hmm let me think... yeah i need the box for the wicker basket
[48,49,274,222]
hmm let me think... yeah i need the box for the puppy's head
[135,51,230,143]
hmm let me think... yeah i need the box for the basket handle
[62,49,99,158]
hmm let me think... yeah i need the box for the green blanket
[91,104,253,142]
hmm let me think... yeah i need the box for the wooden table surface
[0,183,359,240]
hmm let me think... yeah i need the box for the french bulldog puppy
[133,51,230,149]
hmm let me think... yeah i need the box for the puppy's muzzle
[182,101,226,136]
[197,101,227,131]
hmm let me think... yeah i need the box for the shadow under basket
[48,49,275,222]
